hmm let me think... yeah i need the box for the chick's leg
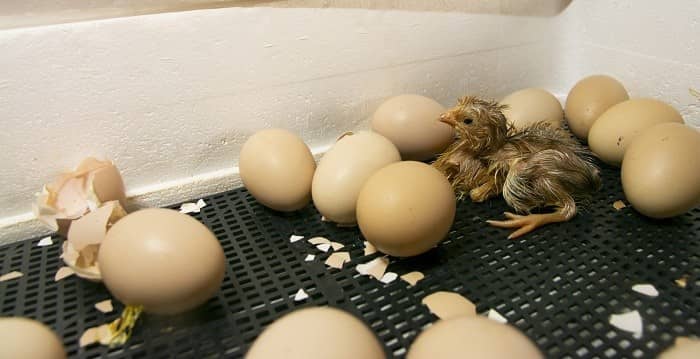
[486,207,575,239]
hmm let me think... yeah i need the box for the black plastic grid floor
[1,162,698,358]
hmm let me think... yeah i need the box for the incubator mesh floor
[1,162,698,358]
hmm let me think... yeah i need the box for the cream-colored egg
[371,94,454,161]
[407,316,543,359]
[0,317,66,359]
[501,88,563,129]
[589,98,684,166]
[246,307,385,359]
[659,339,700,359]
[356,161,456,257]
[99,208,226,315]
[565,75,629,139]
[312,131,400,225]
[621,123,700,218]
[239,129,316,211]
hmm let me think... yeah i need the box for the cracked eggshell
[246,307,385,359]
[501,88,563,129]
[239,129,315,212]
[621,123,700,218]
[312,131,400,225]
[34,157,126,235]
[407,316,542,359]
[565,75,629,140]
[371,94,454,161]
[356,161,456,257]
[0,317,67,359]
[98,208,225,315]
[588,99,684,166]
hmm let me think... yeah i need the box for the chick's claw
[487,212,567,240]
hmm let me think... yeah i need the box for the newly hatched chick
[433,96,601,239]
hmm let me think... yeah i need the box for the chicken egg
[565,75,629,140]
[621,123,700,218]
[312,131,400,225]
[501,88,563,129]
[407,316,543,359]
[371,94,454,161]
[0,317,66,359]
[588,98,684,166]
[246,307,385,359]
[356,161,456,257]
[98,208,226,315]
[239,129,316,211]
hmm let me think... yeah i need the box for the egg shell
[312,131,400,225]
[589,98,684,166]
[98,208,226,315]
[0,317,67,359]
[564,75,629,139]
[356,161,456,257]
[659,339,700,359]
[501,88,563,129]
[246,307,385,359]
[371,94,454,161]
[239,129,315,212]
[621,123,700,218]
[407,316,542,359]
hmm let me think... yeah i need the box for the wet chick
[433,96,602,239]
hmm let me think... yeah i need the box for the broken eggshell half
[62,200,127,282]
[34,157,126,235]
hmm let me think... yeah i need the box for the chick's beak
[439,113,457,126]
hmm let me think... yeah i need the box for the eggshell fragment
[565,75,629,140]
[355,256,389,280]
[37,236,53,247]
[304,254,315,262]
[632,284,659,297]
[501,88,563,129]
[371,94,454,160]
[179,199,207,214]
[95,299,114,313]
[293,288,309,301]
[487,309,508,324]
[62,200,126,281]
[0,318,67,358]
[98,208,226,315]
[400,271,424,286]
[289,234,304,243]
[380,272,398,284]
[363,241,377,255]
[613,200,627,210]
[316,243,331,252]
[0,271,23,282]
[247,307,384,359]
[308,237,330,245]
[609,310,643,336]
[54,266,75,282]
[330,242,344,251]
[407,316,543,359]
[311,131,401,224]
[675,275,689,288]
[325,252,350,269]
[239,129,315,212]
[34,158,126,235]
[421,291,476,320]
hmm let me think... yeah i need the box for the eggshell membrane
[0,317,67,359]
[501,88,563,129]
[98,208,226,315]
[371,94,454,161]
[621,123,700,218]
[312,131,400,225]
[407,316,543,359]
[356,161,456,257]
[246,307,385,359]
[589,98,684,166]
[659,340,700,359]
[239,129,315,212]
[565,75,629,139]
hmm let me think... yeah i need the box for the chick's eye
[463,118,473,124]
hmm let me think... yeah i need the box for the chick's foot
[486,211,568,239]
